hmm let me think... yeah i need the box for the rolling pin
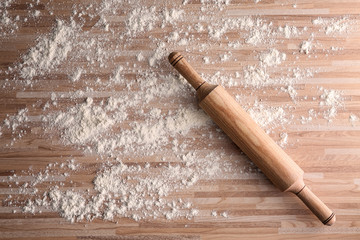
[168,52,336,226]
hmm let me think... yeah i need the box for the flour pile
[19,20,78,84]
[21,152,219,223]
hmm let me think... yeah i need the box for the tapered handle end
[296,185,336,226]
[169,52,182,66]
[325,214,336,226]
[168,52,205,90]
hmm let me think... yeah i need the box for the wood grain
[1,0,360,239]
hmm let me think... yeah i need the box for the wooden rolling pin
[168,52,336,226]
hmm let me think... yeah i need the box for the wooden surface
[1,0,360,239]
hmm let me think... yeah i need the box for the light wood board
[1,0,360,239]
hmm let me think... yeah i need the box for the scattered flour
[278,25,300,39]
[15,151,221,223]
[241,49,288,88]
[45,97,119,146]
[279,132,288,147]
[33,10,41,18]
[246,101,289,133]
[95,106,210,155]
[300,109,317,124]
[66,159,79,171]
[221,211,228,218]
[319,88,343,121]
[207,17,272,45]
[203,56,210,64]
[0,0,18,37]
[126,7,159,37]
[312,17,350,35]
[243,65,270,88]
[281,85,297,101]
[3,108,29,133]
[220,52,231,62]
[70,68,83,82]
[320,88,343,107]
[300,41,312,54]
[149,42,167,67]
[260,49,286,67]
[349,114,359,126]
[19,20,78,82]
[162,8,184,26]
[126,7,184,37]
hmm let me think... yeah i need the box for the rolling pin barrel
[168,52,335,226]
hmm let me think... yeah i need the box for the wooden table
[1,0,360,239]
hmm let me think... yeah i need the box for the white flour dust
[312,17,351,35]
[19,20,78,83]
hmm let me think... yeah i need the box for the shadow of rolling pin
[168,52,336,226]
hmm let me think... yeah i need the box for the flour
[66,159,78,171]
[203,57,210,64]
[18,151,220,223]
[40,72,209,156]
[246,101,289,133]
[280,85,297,101]
[70,68,83,82]
[300,41,312,54]
[168,31,180,42]
[163,8,184,25]
[260,49,286,67]
[349,114,359,126]
[300,109,317,124]
[149,42,167,67]
[126,7,183,37]
[312,17,350,35]
[95,106,210,155]
[278,25,300,39]
[126,7,158,37]
[32,10,41,18]
[49,188,87,223]
[279,132,288,147]
[243,65,270,88]
[207,17,272,45]
[3,108,29,132]
[0,0,18,37]
[109,66,124,84]
[320,89,343,107]
[241,49,287,88]
[136,52,145,62]
[45,97,118,147]
[221,211,228,218]
[220,52,231,62]
[19,20,77,82]
[2,108,30,145]
[205,71,238,87]
[200,0,231,11]
[319,88,343,121]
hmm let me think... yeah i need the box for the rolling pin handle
[295,185,336,226]
[168,52,205,90]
